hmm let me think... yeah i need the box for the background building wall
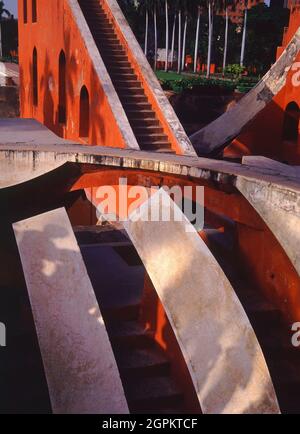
[18,0,127,148]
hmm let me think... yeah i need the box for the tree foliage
[117,0,290,74]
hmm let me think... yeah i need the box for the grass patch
[155,70,259,94]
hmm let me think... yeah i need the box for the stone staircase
[78,0,174,153]
[75,225,185,413]
[202,225,300,414]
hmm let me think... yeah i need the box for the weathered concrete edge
[190,26,300,155]
[67,0,140,150]
[104,0,196,156]
[1,144,300,196]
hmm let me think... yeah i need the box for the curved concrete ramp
[124,189,280,414]
[190,27,300,156]
[13,208,129,414]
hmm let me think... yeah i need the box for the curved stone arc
[67,0,140,150]
[102,0,196,156]
[236,175,300,277]
[190,26,300,156]
[13,208,129,414]
[123,189,280,414]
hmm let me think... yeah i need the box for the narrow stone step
[106,320,154,348]
[115,347,170,378]
[124,376,183,413]
[126,110,156,120]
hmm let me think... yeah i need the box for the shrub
[225,64,246,78]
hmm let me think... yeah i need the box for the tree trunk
[194,7,201,74]
[177,10,182,74]
[154,6,158,71]
[222,7,229,76]
[240,7,248,67]
[144,9,149,57]
[0,21,2,59]
[165,0,169,72]
[206,1,213,78]
[182,14,188,71]
[170,13,176,70]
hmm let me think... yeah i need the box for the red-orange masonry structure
[225,1,300,164]
[18,0,195,156]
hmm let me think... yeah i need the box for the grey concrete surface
[0,62,19,86]
[13,208,129,414]
[123,189,280,414]
[1,119,300,193]
[1,118,299,279]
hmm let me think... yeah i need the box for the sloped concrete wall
[13,208,129,414]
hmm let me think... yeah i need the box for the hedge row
[159,76,259,94]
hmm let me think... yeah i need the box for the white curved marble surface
[13,208,129,414]
[123,189,280,414]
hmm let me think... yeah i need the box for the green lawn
[155,70,259,94]
[155,70,194,82]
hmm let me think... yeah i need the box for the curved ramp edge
[123,189,280,414]
[236,174,300,277]
[0,153,69,189]
[13,208,129,414]
[190,26,300,156]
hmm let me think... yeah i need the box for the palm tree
[164,0,169,72]
[170,12,177,70]
[240,0,248,67]
[177,8,181,74]
[221,0,234,76]
[144,7,149,56]
[194,5,202,74]
[0,1,11,58]
[206,0,214,78]
[154,2,158,70]
[181,8,188,71]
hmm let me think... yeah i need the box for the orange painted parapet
[18,0,129,148]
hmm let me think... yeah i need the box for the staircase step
[140,143,173,152]
[127,110,156,120]
[123,102,152,111]
[103,303,141,322]
[115,347,170,378]
[107,320,154,348]
[118,88,145,97]
[110,67,135,75]
[124,376,183,413]
[134,126,164,135]
[114,80,141,89]
[136,133,169,142]
[130,118,160,127]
